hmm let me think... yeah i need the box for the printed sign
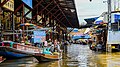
[107,31,120,44]
[34,31,46,43]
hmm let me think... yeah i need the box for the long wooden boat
[34,53,62,62]
[0,56,6,63]
[0,41,41,59]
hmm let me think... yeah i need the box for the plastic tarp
[84,17,99,24]
[95,17,104,24]
[72,34,91,40]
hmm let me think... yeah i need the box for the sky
[74,0,108,25]
[22,0,32,8]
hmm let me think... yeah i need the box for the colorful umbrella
[19,23,35,36]
[33,24,42,29]
[19,23,35,26]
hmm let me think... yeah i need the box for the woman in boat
[54,40,62,53]
[21,40,25,45]
[49,42,54,53]
[43,41,52,55]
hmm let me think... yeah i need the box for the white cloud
[75,0,107,25]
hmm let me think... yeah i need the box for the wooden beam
[0,0,10,7]
[58,15,63,20]
[68,28,74,34]
[53,9,60,15]
[43,9,60,27]
[40,5,57,26]
[55,12,62,18]
[36,6,59,25]
[23,0,43,17]
[58,16,64,21]
[32,0,54,20]
[14,3,24,14]
[40,3,67,28]
[54,0,73,27]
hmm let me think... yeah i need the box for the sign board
[22,0,32,8]
[33,31,46,43]
[1,0,14,11]
[107,31,120,44]
[111,13,120,23]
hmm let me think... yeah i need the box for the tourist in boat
[21,40,25,45]
[43,41,52,55]
[54,40,62,53]
[63,40,68,53]
[25,39,29,45]
[47,39,54,52]
[49,42,54,53]
[30,35,34,44]
[24,36,31,46]
[10,41,14,48]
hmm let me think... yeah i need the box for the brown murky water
[0,44,120,67]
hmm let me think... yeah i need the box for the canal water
[0,44,120,67]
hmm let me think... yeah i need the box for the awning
[94,17,104,24]
[72,34,91,40]
[79,24,92,29]
[73,28,79,32]
[84,17,99,24]
[32,0,79,28]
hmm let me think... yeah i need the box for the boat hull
[34,53,62,62]
[0,56,5,63]
[0,47,28,59]
[0,41,41,59]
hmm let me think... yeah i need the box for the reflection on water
[96,52,120,67]
[1,44,120,67]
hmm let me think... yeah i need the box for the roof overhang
[33,0,79,28]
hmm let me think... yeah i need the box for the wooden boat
[0,56,6,63]
[0,41,41,59]
[34,52,62,62]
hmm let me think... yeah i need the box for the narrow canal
[0,44,120,67]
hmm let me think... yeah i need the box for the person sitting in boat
[25,38,31,45]
[21,40,25,45]
[43,41,52,55]
[10,41,14,48]
[54,40,62,53]
[49,42,54,53]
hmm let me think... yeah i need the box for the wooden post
[107,0,112,52]
[22,4,25,42]
[12,12,15,41]
[53,19,55,42]
[0,7,2,41]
